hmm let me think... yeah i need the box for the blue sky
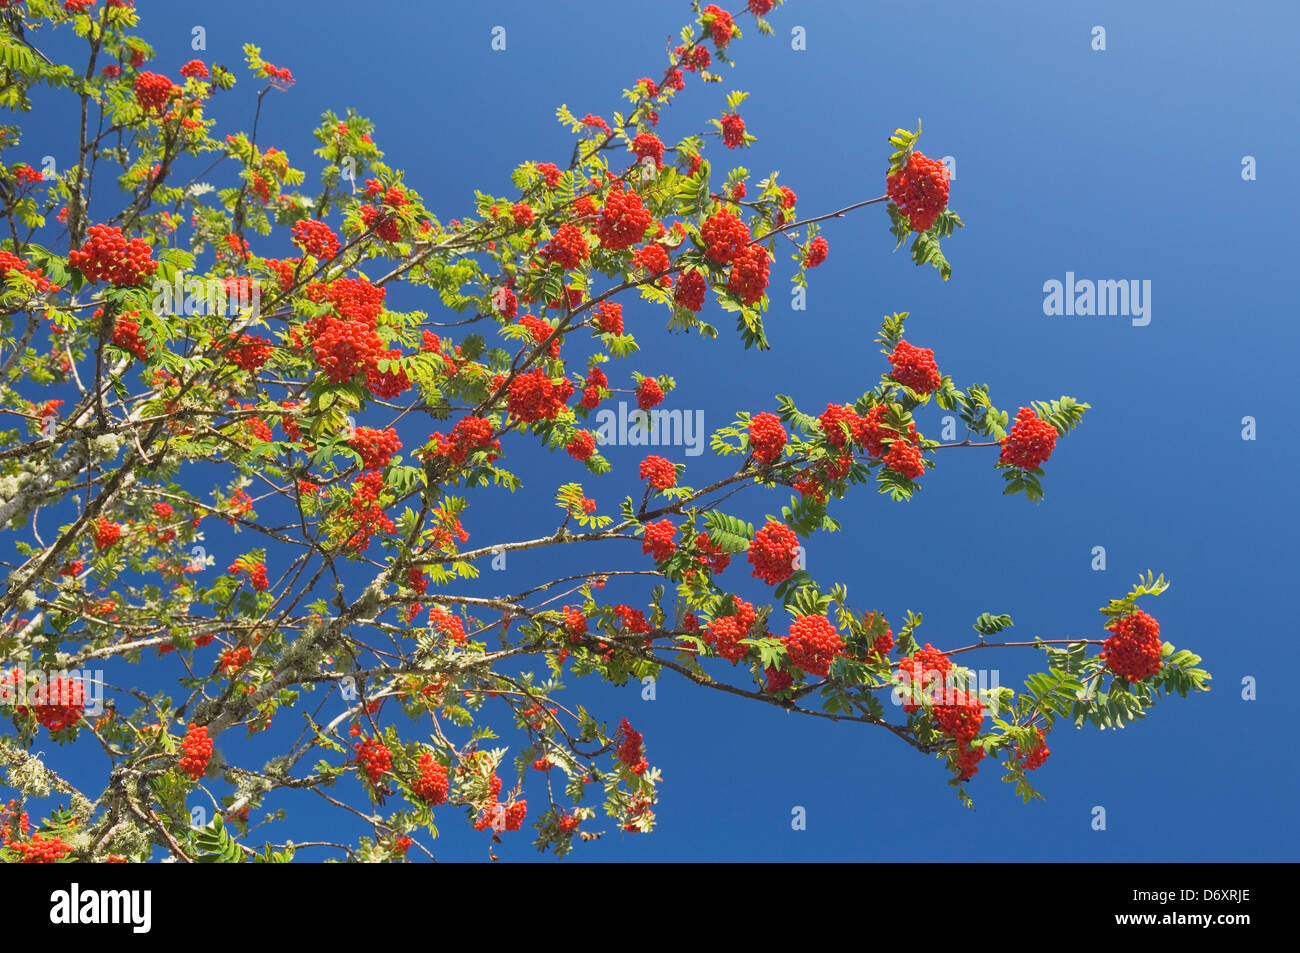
[12,0,1300,861]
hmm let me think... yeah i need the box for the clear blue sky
[16,0,1299,861]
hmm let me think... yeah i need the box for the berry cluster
[133,71,177,112]
[888,340,942,394]
[596,183,653,251]
[674,269,707,311]
[179,58,209,78]
[636,378,664,410]
[178,723,213,780]
[641,519,678,561]
[748,520,799,585]
[428,416,500,467]
[19,675,85,732]
[506,369,573,422]
[594,301,623,335]
[617,717,648,774]
[350,426,401,471]
[748,412,787,464]
[804,236,829,268]
[886,151,951,233]
[896,644,954,713]
[412,754,449,804]
[561,606,588,643]
[111,312,151,360]
[542,224,590,269]
[703,4,736,47]
[700,208,751,263]
[0,249,57,293]
[566,431,596,461]
[354,737,392,785]
[727,245,770,305]
[1018,728,1050,771]
[69,224,157,286]
[291,219,341,260]
[783,615,843,677]
[704,597,756,663]
[93,517,122,550]
[1101,610,1163,682]
[631,133,664,168]
[721,113,745,148]
[1000,407,1058,471]
[639,455,677,490]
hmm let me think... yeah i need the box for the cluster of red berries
[748,520,799,585]
[561,606,588,643]
[721,113,745,148]
[580,365,608,409]
[17,675,85,732]
[536,162,563,187]
[566,431,596,461]
[428,607,467,643]
[354,737,392,785]
[883,438,926,480]
[1018,728,1050,771]
[888,340,942,394]
[617,718,648,774]
[179,723,213,779]
[631,133,664,168]
[637,378,664,410]
[596,183,652,250]
[642,519,678,561]
[110,312,151,360]
[217,645,252,673]
[338,472,395,550]
[1101,610,1163,682]
[863,612,895,659]
[10,833,73,863]
[639,455,677,490]
[180,59,209,78]
[886,151,951,233]
[133,71,177,112]
[64,0,97,12]
[727,245,769,305]
[613,604,651,635]
[594,301,624,335]
[349,426,401,471]
[1000,407,1058,470]
[932,692,986,780]
[783,616,843,677]
[505,369,573,422]
[69,224,156,286]
[227,334,273,370]
[897,644,954,713]
[427,416,500,467]
[692,531,732,574]
[804,236,829,268]
[291,219,341,260]
[700,208,750,263]
[0,249,58,293]
[674,269,708,311]
[631,242,671,276]
[93,517,122,549]
[704,597,756,663]
[412,754,449,804]
[542,224,590,269]
[703,4,735,47]
[748,412,787,464]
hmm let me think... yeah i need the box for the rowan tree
[0,0,1209,862]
